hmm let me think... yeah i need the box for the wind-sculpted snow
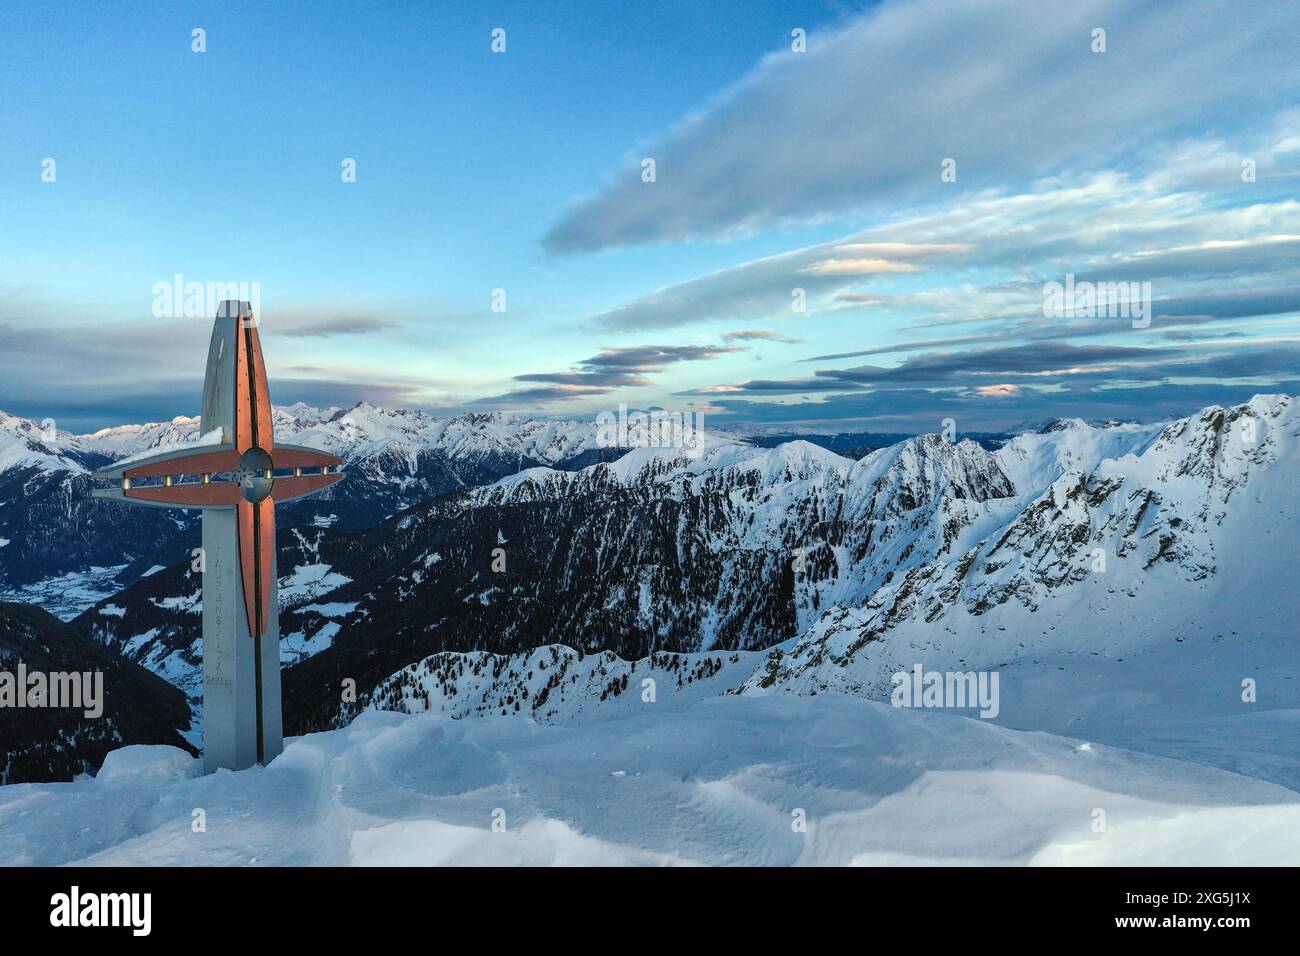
[3,690,1297,865]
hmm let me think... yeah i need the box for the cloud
[257,377,423,412]
[817,342,1166,385]
[685,342,1165,397]
[833,243,973,258]
[721,329,805,344]
[0,320,424,432]
[833,293,894,305]
[799,287,1300,362]
[800,259,920,277]
[469,383,615,404]
[700,380,1300,433]
[582,168,1300,337]
[575,345,743,369]
[0,305,427,430]
[543,0,1300,254]
[474,343,745,406]
[270,315,398,337]
[590,240,968,331]
[1069,236,1300,284]
[683,377,864,395]
[575,161,1300,363]
[800,244,972,277]
[689,340,1300,411]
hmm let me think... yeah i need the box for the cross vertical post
[93,300,344,772]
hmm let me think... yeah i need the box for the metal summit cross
[93,300,343,773]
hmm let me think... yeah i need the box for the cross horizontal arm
[92,445,240,481]
[93,482,245,509]
[272,471,344,503]
[272,443,344,471]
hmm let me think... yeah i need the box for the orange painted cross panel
[237,497,277,637]
[125,449,242,479]
[246,323,274,452]
[235,323,253,453]
[273,447,343,470]
[273,472,344,503]
[125,483,244,507]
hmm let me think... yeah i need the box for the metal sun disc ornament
[237,446,275,502]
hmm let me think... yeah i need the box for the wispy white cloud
[590,240,969,331]
[721,329,805,344]
[544,0,1300,254]
[472,344,745,406]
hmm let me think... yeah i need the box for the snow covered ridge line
[361,644,763,725]
[338,393,1297,722]
[595,403,707,458]
[65,394,1297,711]
[102,426,224,470]
[7,393,1288,486]
[736,393,1299,698]
[0,403,629,473]
[361,644,1004,724]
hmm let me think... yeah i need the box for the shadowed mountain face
[0,462,197,590]
[279,435,1017,731]
[0,602,194,784]
[0,404,625,595]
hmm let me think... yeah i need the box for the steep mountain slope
[738,395,1297,697]
[361,644,761,724]
[0,412,196,591]
[0,601,194,784]
[280,434,1016,730]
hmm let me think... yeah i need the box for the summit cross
[93,300,343,772]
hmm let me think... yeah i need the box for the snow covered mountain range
[313,395,1295,738]
[0,403,627,596]
[62,393,1298,752]
[739,394,1297,699]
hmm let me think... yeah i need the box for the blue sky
[2,0,1299,433]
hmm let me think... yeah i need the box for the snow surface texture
[2,688,1296,866]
